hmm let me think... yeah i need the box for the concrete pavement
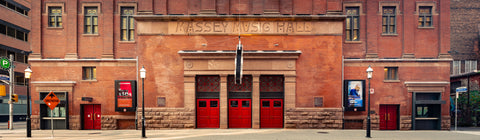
[1,122,480,140]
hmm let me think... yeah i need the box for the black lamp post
[366,65,373,138]
[25,67,32,137]
[140,66,146,138]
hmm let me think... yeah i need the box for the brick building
[0,0,31,122]
[450,0,480,127]
[30,0,451,130]
[450,0,480,75]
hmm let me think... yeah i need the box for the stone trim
[343,2,365,15]
[181,50,298,128]
[137,108,195,129]
[404,81,449,92]
[285,108,343,129]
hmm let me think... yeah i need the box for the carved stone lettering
[159,21,332,35]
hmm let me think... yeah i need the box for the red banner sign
[117,81,133,108]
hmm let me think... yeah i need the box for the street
[1,122,480,140]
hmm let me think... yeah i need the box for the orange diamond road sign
[43,91,60,110]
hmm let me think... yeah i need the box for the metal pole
[26,78,31,137]
[455,92,458,131]
[51,109,53,138]
[8,54,14,130]
[142,77,146,138]
[366,78,371,138]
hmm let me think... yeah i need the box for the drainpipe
[135,56,139,130]
[342,57,345,129]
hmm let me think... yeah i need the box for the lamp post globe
[25,67,32,137]
[366,65,373,138]
[140,66,146,138]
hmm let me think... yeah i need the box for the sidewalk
[1,128,480,140]
[2,122,480,140]
[0,121,25,130]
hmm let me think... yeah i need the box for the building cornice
[28,59,137,62]
[344,58,453,62]
[134,15,346,21]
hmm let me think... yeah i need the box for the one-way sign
[43,91,60,110]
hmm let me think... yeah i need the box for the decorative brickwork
[441,116,451,130]
[69,115,81,130]
[400,116,412,130]
[101,116,118,130]
[285,108,343,129]
[31,115,40,130]
[137,108,195,129]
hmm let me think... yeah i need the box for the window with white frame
[465,60,477,73]
[452,60,461,75]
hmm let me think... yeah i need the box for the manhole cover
[317,132,329,134]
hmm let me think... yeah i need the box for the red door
[380,105,398,130]
[196,99,220,128]
[229,99,252,128]
[260,99,283,128]
[83,104,101,130]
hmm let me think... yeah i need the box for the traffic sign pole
[455,87,467,131]
[8,54,13,130]
[43,91,60,138]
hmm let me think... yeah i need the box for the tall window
[48,7,62,27]
[452,60,460,75]
[121,7,134,41]
[83,67,96,80]
[84,7,98,34]
[384,67,398,80]
[382,7,396,34]
[418,6,432,27]
[465,60,477,73]
[346,7,359,41]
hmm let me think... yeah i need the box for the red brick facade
[29,0,451,130]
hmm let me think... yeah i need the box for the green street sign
[0,57,11,70]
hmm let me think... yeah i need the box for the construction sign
[43,91,60,110]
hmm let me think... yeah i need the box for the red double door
[83,104,101,130]
[379,105,398,130]
[260,99,283,128]
[196,99,220,128]
[229,99,252,128]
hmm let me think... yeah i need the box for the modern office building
[0,0,31,122]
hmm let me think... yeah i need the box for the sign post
[455,87,467,131]
[3,55,13,130]
[43,91,60,137]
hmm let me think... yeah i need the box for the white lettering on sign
[2,60,8,65]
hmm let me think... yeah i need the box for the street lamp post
[140,66,146,138]
[366,65,373,138]
[25,67,32,137]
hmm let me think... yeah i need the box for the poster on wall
[115,80,137,112]
[344,80,366,111]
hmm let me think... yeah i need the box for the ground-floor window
[40,92,68,129]
[412,92,442,130]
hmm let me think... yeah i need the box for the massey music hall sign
[136,16,343,35]
[174,21,313,34]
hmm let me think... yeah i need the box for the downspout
[342,56,345,129]
[135,56,139,130]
